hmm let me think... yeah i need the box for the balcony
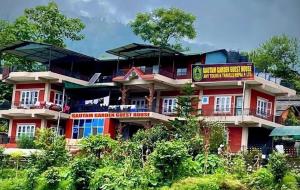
[199,108,281,128]
[71,104,152,113]
[0,101,70,119]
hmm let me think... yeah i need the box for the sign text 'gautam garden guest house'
[192,63,254,82]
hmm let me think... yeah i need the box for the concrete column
[155,90,161,112]
[44,83,51,102]
[243,87,251,114]
[198,89,203,114]
[273,97,277,122]
[41,119,47,128]
[11,84,16,106]
[241,127,249,151]
[8,119,13,136]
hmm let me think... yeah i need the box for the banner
[192,63,254,82]
[71,112,150,119]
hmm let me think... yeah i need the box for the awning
[270,126,300,136]
[0,41,101,64]
[106,43,183,59]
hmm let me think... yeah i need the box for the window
[54,92,67,106]
[72,118,104,139]
[139,66,146,72]
[162,98,177,114]
[17,124,35,138]
[50,126,64,136]
[176,68,187,76]
[215,96,231,112]
[20,91,38,106]
[202,96,209,104]
[152,65,159,74]
[131,98,146,109]
[257,98,272,117]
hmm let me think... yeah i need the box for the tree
[249,35,300,90]
[130,8,196,51]
[0,1,85,101]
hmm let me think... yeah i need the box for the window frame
[72,118,105,139]
[256,97,271,117]
[20,90,39,106]
[131,98,146,109]
[54,92,67,106]
[16,124,35,138]
[214,96,231,113]
[202,96,209,105]
[176,68,188,76]
[162,97,177,114]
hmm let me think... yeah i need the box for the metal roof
[270,126,300,136]
[0,41,101,64]
[106,43,183,59]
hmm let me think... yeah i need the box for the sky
[0,0,300,58]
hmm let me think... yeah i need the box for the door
[235,96,243,116]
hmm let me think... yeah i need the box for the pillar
[155,90,161,112]
[145,83,154,111]
[241,127,249,151]
[44,83,51,102]
[198,89,203,114]
[120,85,128,105]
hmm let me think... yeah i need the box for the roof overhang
[106,43,183,59]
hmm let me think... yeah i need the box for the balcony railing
[199,108,274,122]
[115,67,178,79]
[0,135,35,144]
[10,101,70,113]
[0,101,11,110]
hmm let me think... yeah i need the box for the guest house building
[0,41,296,152]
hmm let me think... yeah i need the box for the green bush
[281,173,298,190]
[16,135,35,149]
[0,177,27,190]
[248,168,274,190]
[195,154,220,174]
[43,167,61,188]
[231,154,247,178]
[89,166,122,190]
[149,140,190,181]
[267,152,288,182]
[70,156,98,190]
[79,135,117,158]
[169,177,219,190]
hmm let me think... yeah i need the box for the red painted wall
[250,89,275,121]
[65,119,73,138]
[228,126,242,152]
[50,91,55,102]
[104,118,116,138]
[201,88,243,116]
[14,83,46,103]
[16,83,45,89]
[10,119,42,143]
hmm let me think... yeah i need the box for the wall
[250,89,275,121]
[202,88,243,116]
[14,83,45,104]
[10,119,42,142]
[228,126,242,152]
[205,52,227,64]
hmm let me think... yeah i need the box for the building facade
[0,41,296,152]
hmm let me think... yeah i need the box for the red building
[0,41,296,152]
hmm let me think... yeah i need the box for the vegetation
[0,1,85,102]
[249,35,300,91]
[130,8,196,51]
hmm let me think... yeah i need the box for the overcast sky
[0,0,300,58]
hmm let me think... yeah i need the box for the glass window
[257,98,271,117]
[54,92,67,106]
[152,65,159,74]
[215,96,231,112]
[176,68,187,76]
[139,66,146,72]
[72,118,105,139]
[131,98,146,109]
[162,98,177,114]
[20,91,38,106]
[202,96,209,104]
[17,124,35,138]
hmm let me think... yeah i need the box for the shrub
[70,156,98,190]
[0,178,27,190]
[149,140,190,181]
[281,173,298,190]
[195,154,220,174]
[79,135,117,158]
[16,135,35,149]
[89,166,122,190]
[231,154,247,178]
[43,167,61,188]
[169,177,219,190]
[248,168,274,190]
[267,152,288,182]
